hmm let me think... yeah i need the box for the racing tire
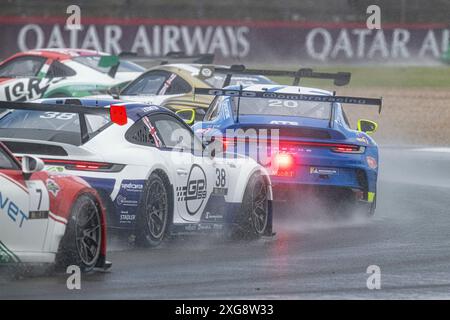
[135,172,172,248]
[55,194,102,273]
[230,173,270,240]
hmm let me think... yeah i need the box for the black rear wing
[198,65,351,87]
[0,100,128,144]
[119,51,215,68]
[194,87,382,113]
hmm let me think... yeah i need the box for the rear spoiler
[194,87,382,111]
[119,51,215,68]
[0,100,128,144]
[198,65,351,87]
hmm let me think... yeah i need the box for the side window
[121,71,169,95]
[125,118,158,147]
[151,114,203,153]
[341,107,351,128]
[46,61,76,78]
[0,56,46,77]
[204,97,221,121]
[162,74,192,95]
[0,147,19,170]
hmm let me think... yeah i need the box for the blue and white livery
[0,98,273,246]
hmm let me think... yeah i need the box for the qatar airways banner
[0,17,448,64]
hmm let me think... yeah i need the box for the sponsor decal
[176,164,207,215]
[310,167,338,175]
[1,77,60,102]
[116,194,138,206]
[212,187,228,196]
[46,166,65,173]
[120,182,144,191]
[119,214,136,222]
[205,211,223,220]
[0,190,28,228]
[46,178,60,197]
[356,134,370,144]
[270,120,299,126]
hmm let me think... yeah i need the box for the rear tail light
[330,144,365,153]
[221,137,364,154]
[42,159,125,172]
[274,152,294,169]
[272,152,295,177]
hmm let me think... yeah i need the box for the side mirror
[175,109,196,125]
[357,119,378,135]
[22,156,44,174]
[107,85,121,99]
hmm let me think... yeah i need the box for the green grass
[265,66,450,88]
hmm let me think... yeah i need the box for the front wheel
[230,173,270,240]
[135,173,171,247]
[55,194,102,272]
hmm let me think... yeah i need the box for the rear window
[0,110,110,145]
[234,97,332,120]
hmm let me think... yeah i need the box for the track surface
[1,147,450,299]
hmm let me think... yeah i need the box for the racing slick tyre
[55,194,102,272]
[230,172,270,240]
[135,172,172,248]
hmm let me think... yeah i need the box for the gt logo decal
[176,164,207,216]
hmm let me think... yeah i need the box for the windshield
[202,74,275,87]
[0,110,110,145]
[235,97,332,120]
[73,56,145,73]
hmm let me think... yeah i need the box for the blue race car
[190,75,382,217]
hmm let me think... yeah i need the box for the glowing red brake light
[110,105,127,126]
[274,153,294,169]
[272,152,295,177]
[330,144,363,153]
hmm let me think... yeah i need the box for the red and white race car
[0,141,109,272]
[0,48,144,102]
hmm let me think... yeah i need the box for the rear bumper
[271,182,375,206]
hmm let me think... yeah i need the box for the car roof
[9,48,108,62]
[37,98,167,122]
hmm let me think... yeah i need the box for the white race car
[0,48,145,101]
[0,99,273,246]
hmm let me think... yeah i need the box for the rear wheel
[230,173,269,240]
[55,194,102,272]
[135,172,171,247]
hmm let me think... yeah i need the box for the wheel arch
[226,165,273,204]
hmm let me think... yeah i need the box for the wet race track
[1,146,450,299]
